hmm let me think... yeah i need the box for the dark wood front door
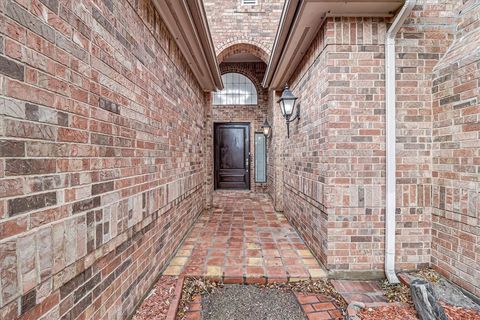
[214,123,250,190]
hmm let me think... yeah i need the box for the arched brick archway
[217,41,270,64]
[219,64,264,94]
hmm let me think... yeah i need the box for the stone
[0,241,19,304]
[0,140,25,157]
[6,2,55,43]
[98,97,120,114]
[0,55,25,81]
[5,159,56,176]
[39,0,59,14]
[410,279,448,320]
[17,234,37,292]
[7,192,57,216]
[21,289,37,315]
[72,196,101,214]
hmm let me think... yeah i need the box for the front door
[214,123,250,190]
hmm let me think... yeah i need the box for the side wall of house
[274,0,459,274]
[431,1,480,296]
[269,25,330,265]
[0,0,207,319]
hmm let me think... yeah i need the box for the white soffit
[264,0,404,90]
[153,0,222,91]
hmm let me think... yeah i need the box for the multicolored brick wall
[393,0,459,271]
[203,0,283,56]
[431,0,480,297]
[207,62,269,194]
[268,24,330,266]
[0,0,207,319]
[269,0,465,275]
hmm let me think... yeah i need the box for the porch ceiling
[263,0,405,90]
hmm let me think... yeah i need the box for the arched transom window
[213,73,258,105]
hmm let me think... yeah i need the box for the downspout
[385,0,416,284]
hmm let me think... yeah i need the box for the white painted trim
[153,0,222,91]
[384,0,416,284]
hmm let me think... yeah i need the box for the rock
[432,278,480,312]
[410,279,448,320]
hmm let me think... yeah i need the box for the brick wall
[431,0,480,297]
[268,24,330,265]
[207,62,269,193]
[203,0,284,55]
[0,0,207,319]
[270,0,463,275]
[393,0,458,271]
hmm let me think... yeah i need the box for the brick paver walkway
[163,191,326,283]
[295,292,344,320]
[331,280,387,304]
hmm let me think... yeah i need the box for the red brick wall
[270,0,462,275]
[0,0,207,319]
[431,0,480,297]
[203,0,283,55]
[268,24,330,265]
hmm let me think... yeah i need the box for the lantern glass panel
[283,98,295,116]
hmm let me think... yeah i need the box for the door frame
[214,122,250,190]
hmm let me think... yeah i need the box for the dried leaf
[381,280,412,304]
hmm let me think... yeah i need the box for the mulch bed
[357,304,480,320]
[177,277,223,319]
[134,269,480,320]
[357,268,480,320]
[132,276,179,320]
[443,304,480,320]
[357,305,418,320]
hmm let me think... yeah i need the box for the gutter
[186,0,223,90]
[261,0,299,88]
[153,0,222,91]
[384,0,416,284]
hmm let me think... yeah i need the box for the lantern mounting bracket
[285,104,300,138]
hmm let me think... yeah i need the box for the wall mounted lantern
[278,84,300,138]
[261,119,271,138]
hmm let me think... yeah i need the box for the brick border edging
[166,275,186,320]
[169,276,339,319]
[295,292,344,319]
[221,275,325,285]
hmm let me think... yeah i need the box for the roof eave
[262,0,299,89]
[153,0,223,92]
[263,0,405,90]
